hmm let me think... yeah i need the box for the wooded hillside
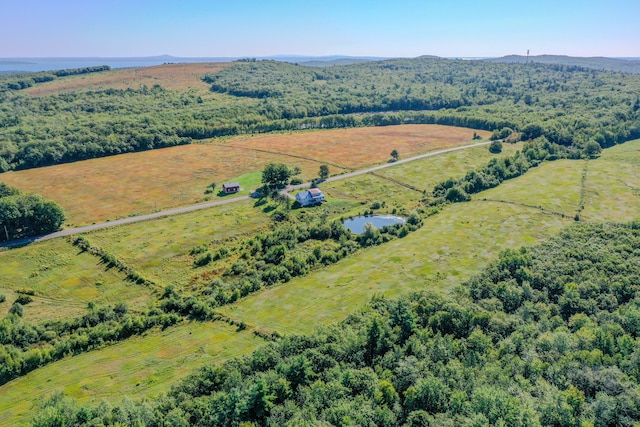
[1,58,639,171]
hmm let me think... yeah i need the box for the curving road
[1,140,491,248]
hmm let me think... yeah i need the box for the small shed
[222,182,240,193]
[295,188,325,206]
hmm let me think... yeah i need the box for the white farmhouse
[295,188,326,207]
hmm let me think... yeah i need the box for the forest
[1,58,640,171]
[29,221,640,426]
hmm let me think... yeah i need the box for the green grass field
[473,139,640,223]
[0,321,263,427]
[83,199,272,289]
[478,159,585,217]
[375,141,523,191]
[0,239,151,323]
[319,142,523,216]
[219,201,571,335]
[321,173,423,213]
[581,139,640,221]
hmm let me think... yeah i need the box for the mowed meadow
[0,124,488,226]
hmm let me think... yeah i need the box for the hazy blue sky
[2,0,638,57]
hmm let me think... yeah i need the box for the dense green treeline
[1,58,640,171]
[0,182,65,241]
[30,222,640,426]
[0,66,110,92]
[205,59,640,148]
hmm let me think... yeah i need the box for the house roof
[223,182,240,188]
[308,188,323,195]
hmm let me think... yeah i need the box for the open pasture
[219,201,570,335]
[376,141,523,190]
[321,173,423,213]
[0,143,326,226]
[474,139,640,223]
[84,199,271,288]
[0,321,262,427]
[581,139,640,221]
[0,238,151,323]
[320,141,523,210]
[227,124,491,169]
[23,62,230,97]
[0,125,486,226]
[478,159,585,217]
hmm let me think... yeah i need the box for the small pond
[343,214,406,234]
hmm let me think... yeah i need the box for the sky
[1,0,639,58]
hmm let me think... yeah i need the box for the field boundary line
[368,171,424,193]
[575,160,589,220]
[476,198,572,219]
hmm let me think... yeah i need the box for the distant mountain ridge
[3,54,640,74]
[0,55,390,73]
[485,54,640,73]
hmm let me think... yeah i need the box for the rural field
[581,140,640,221]
[0,321,263,427]
[84,199,273,289]
[0,238,150,323]
[321,141,523,211]
[2,130,639,425]
[0,143,326,226]
[227,124,491,169]
[0,124,486,226]
[22,62,230,97]
[219,200,571,335]
[479,159,585,217]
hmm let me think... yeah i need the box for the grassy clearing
[23,62,231,97]
[581,139,640,221]
[219,201,570,335]
[84,199,272,289]
[319,142,524,214]
[0,321,263,427]
[0,239,151,323]
[228,124,491,170]
[321,173,423,214]
[478,159,585,217]
[470,139,640,223]
[376,141,523,191]
[0,144,324,226]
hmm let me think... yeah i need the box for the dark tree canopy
[318,164,330,180]
[0,183,65,241]
[261,163,292,189]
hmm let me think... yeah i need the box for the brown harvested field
[227,124,491,169]
[24,62,230,97]
[0,143,329,226]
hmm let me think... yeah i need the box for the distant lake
[343,215,406,234]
